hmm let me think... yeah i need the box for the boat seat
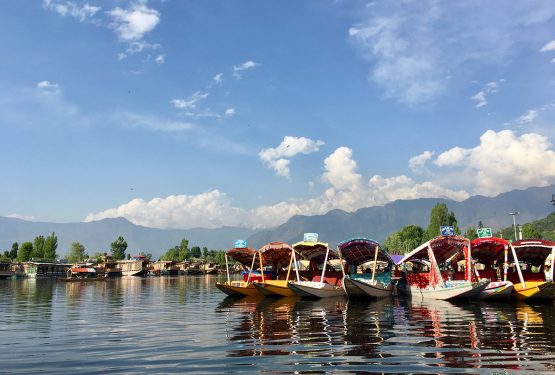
[406,273,430,289]
[312,273,343,287]
[477,268,497,281]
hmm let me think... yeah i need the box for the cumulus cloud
[408,150,434,173]
[108,2,160,42]
[348,1,555,106]
[259,136,325,179]
[171,91,209,109]
[43,0,100,22]
[540,40,555,52]
[433,129,555,196]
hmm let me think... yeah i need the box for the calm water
[1,276,555,374]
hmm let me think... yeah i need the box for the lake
[1,276,554,374]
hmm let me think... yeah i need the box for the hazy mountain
[0,216,254,258]
[246,185,555,248]
[2,185,554,258]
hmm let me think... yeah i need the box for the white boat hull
[288,281,345,298]
[478,281,514,300]
[399,281,476,300]
[343,277,392,298]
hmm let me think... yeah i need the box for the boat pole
[259,251,265,283]
[550,246,555,282]
[337,246,346,279]
[503,245,508,282]
[285,249,294,282]
[293,249,300,282]
[225,254,230,284]
[247,252,256,284]
[320,246,330,287]
[510,244,526,289]
[371,245,379,283]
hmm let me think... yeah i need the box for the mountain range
[2,185,554,258]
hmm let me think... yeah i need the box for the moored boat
[507,239,555,301]
[397,235,488,300]
[252,242,297,297]
[119,255,150,277]
[216,243,265,297]
[287,235,345,298]
[338,237,394,298]
[470,237,514,299]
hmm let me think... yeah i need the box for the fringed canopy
[338,237,392,266]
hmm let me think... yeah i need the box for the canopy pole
[293,249,300,282]
[550,246,555,282]
[259,251,265,283]
[510,244,525,288]
[337,246,346,279]
[503,245,508,282]
[247,252,256,284]
[371,245,379,283]
[285,249,294,282]
[225,254,230,284]
[320,246,330,287]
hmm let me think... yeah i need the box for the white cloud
[213,73,223,84]
[108,2,160,42]
[171,91,209,109]
[517,110,539,124]
[471,91,487,107]
[259,136,325,179]
[6,213,36,221]
[408,150,434,173]
[471,80,504,108]
[540,40,555,52]
[155,54,165,64]
[432,129,555,196]
[115,111,194,133]
[322,147,362,190]
[348,2,555,106]
[43,0,100,22]
[224,108,236,117]
[233,60,260,78]
[37,80,60,92]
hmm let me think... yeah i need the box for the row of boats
[216,234,555,301]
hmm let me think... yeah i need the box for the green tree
[10,242,18,260]
[178,239,189,261]
[383,225,424,254]
[160,246,180,261]
[464,226,478,241]
[190,246,201,259]
[202,247,209,258]
[423,203,460,241]
[32,235,46,259]
[139,251,153,261]
[111,236,128,260]
[67,242,87,263]
[43,232,58,260]
[521,223,542,239]
[17,242,33,262]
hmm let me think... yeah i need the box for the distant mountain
[2,185,554,258]
[0,216,254,258]
[247,185,555,248]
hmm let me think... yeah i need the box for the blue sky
[1,0,555,229]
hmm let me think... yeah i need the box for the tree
[111,236,128,260]
[190,246,201,259]
[67,242,87,263]
[10,242,18,260]
[383,225,424,254]
[521,223,542,239]
[43,232,58,260]
[423,203,460,241]
[178,239,189,261]
[160,246,180,261]
[139,251,153,261]
[464,226,478,241]
[32,235,46,259]
[17,242,33,262]
[202,247,209,258]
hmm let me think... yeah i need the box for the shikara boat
[287,239,345,298]
[338,237,394,298]
[470,237,514,299]
[252,242,297,297]
[397,235,488,300]
[507,239,555,301]
[216,245,262,297]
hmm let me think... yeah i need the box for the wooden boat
[397,235,488,300]
[287,238,345,298]
[60,263,107,281]
[470,237,514,299]
[119,255,150,276]
[216,245,265,297]
[201,262,219,275]
[252,242,297,297]
[507,239,555,301]
[338,237,394,298]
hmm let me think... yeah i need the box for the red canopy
[226,247,258,268]
[258,242,294,269]
[471,237,509,263]
[511,239,555,267]
[338,237,392,266]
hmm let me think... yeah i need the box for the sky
[1,0,555,230]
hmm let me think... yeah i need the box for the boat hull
[215,281,260,297]
[253,280,296,297]
[288,281,345,298]
[478,281,514,300]
[398,281,476,300]
[343,277,392,298]
[513,281,555,301]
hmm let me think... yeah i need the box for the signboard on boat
[440,226,455,236]
[234,240,247,248]
[303,233,319,242]
[477,227,493,238]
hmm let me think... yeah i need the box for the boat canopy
[338,237,392,266]
[225,247,259,268]
[292,241,337,264]
[258,242,295,269]
[471,237,509,263]
[510,239,555,267]
[399,235,470,264]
